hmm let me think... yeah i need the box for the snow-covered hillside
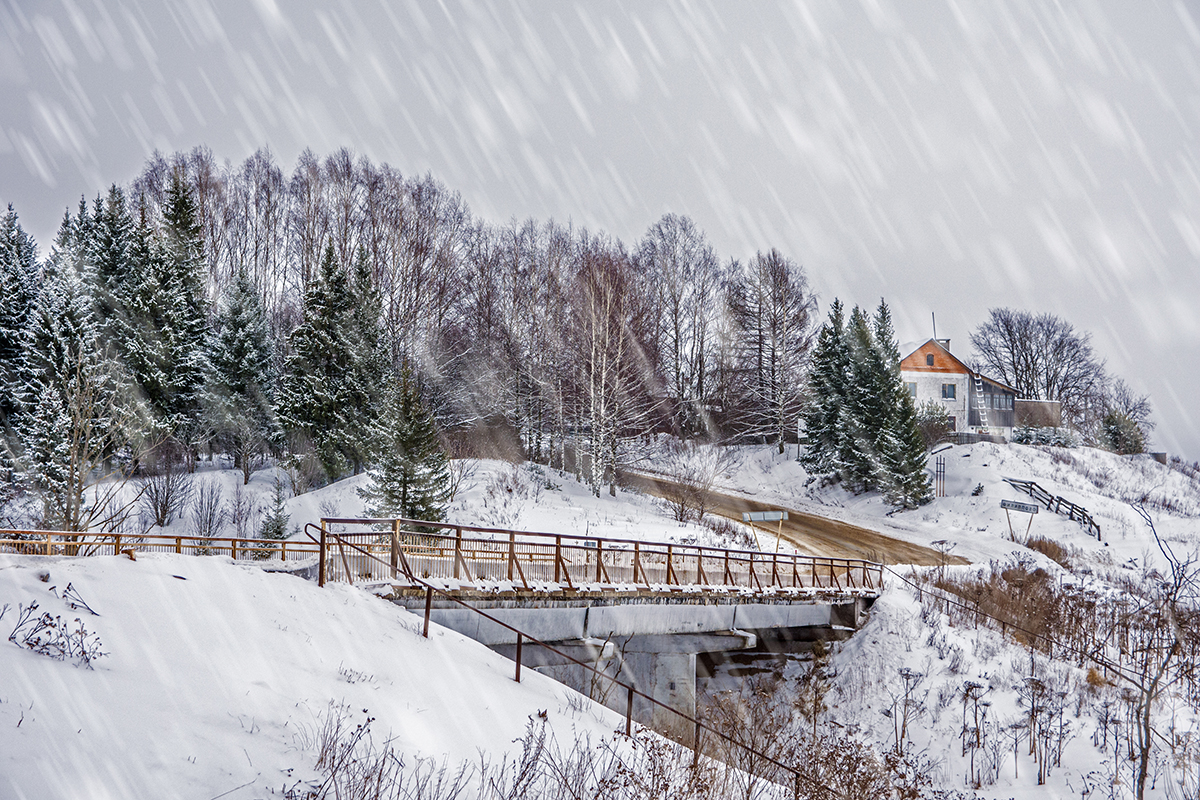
[0,552,623,799]
[721,442,1200,571]
[3,442,1197,798]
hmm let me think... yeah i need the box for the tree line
[0,146,1154,531]
[0,147,817,530]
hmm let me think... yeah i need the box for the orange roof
[899,338,1018,393]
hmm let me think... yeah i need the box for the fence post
[423,587,433,638]
[625,684,635,736]
[175,537,181,554]
[282,541,287,561]
[515,633,523,682]
[554,537,562,583]
[45,532,51,556]
[453,526,462,579]
[508,532,515,582]
[114,534,121,556]
[390,520,400,580]
[596,540,603,583]
[231,538,238,561]
[319,522,327,587]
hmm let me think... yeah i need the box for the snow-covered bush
[1012,426,1077,447]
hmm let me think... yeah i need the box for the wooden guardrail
[0,529,318,561]
[308,517,883,594]
[1002,478,1102,540]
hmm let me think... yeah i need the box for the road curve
[626,473,969,567]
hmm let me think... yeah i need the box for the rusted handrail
[310,517,883,594]
[0,530,319,561]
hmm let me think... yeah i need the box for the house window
[942,383,956,400]
[906,382,916,398]
[926,354,934,366]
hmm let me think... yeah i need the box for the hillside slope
[0,552,622,799]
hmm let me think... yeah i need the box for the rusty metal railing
[0,529,318,562]
[307,517,882,594]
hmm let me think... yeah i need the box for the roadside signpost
[742,510,789,552]
[1000,498,1038,542]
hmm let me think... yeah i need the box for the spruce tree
[799,300,847,474]
[839,306,884,493]
[258,477,291,542]
[358,369,450,521]
[343,247,387,473]
[278,244,360,482]
[88,186,134,331]
[0,205,40,426]
[18,208,138,530]
[800,298,931,508]
[210,269,279,483]
[156,171,211,465]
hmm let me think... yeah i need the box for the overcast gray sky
[2,0,1199,459]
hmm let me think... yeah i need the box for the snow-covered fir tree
[0,205,40,427]
[154,171,212,466]
[799,299,847,475]
[870,301,931,508]
[17,206,143,531]
[88,185,134,332]
[358,369,450,521]
[800,298,930,508]
[209,268,279,484]
[278,244,377,482]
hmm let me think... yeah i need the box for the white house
[899,338,1017,440]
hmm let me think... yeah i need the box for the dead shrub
[1025,536,1071,569]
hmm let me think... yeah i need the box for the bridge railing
[309,517,882,593]
[0,529,319,562]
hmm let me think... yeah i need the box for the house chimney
[936,338,951,351]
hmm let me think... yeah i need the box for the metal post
[453,527,462,579]
[391,520,400,579]
[423,587,433,638]
[625,684,635,736]
[515,633,523,682]
[318,521,327,587]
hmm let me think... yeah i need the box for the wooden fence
[1002,478,1102,540]
[0,529,318,561]
[311,518,882,594]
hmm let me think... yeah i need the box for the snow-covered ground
[3,441,1197,798]
[719,442,1200,572]
[0,551,624,799]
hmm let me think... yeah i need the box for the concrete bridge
[314,518,881,737]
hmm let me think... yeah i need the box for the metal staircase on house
[973,375,990,431]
